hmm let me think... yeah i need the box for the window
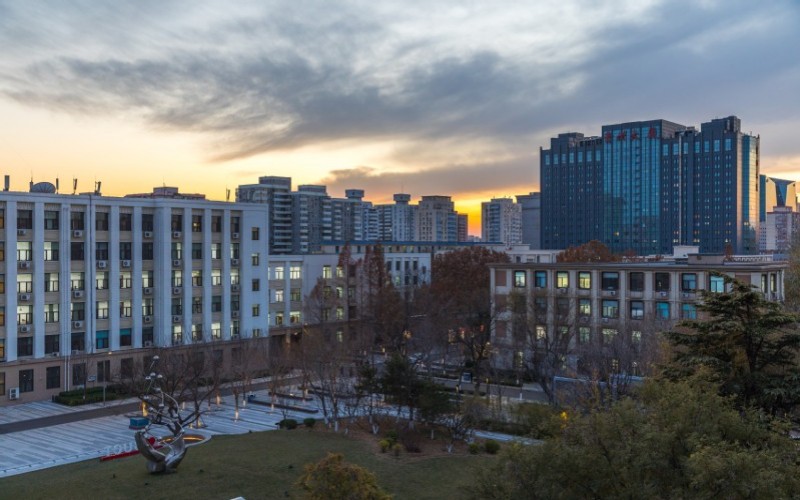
[19,369,34,393]
[230,242,240,260]
[142,298,154,316]
[71,302,85,321]
[290,265,302,280]
[96,330,109,349]
[172,298,182,315]
[119,213,132,231]
[275,311,284,325]
[142,242,154,260]
[17,273,32,293]
[709,275,725,293]
[252,304,260,317]
[514,271,526,287]
[534,271,547,288]
[322,265,332,279]
[211,269,222,286]
[578,327,590,344]
[45,334,60,354]
[192,215,202,232]
[770,274,777,293]
[192,324,203,341]
[46,366,60,390]
[579,299,591,316]
[231,216,240,233]
[231,269,239,285]
[0,339,4,360]
[95,241,109,261]
[70,241,85,261]
[71,332,85,352]
[120,242,132,260]
[70,211,85,231]
[191,243,202,260]
[556,271,569,288]
[192,296,203,314]
[72,363,86,386]
[681,273,697,292]
[290,311,301,324]
[172,242,183,260]
[192,270,202,287]
[119,271,132,289]
[535,325,546,340]
[172,270,183,287]
[251,227,260,240]
[211,243,222,260]
[601,272,619,290]
[17,209,33,230]
[44,241,59,261]
[656,302,670,319]
[17,305,33,324]
[172,325,183,345]
[602,328,617,345]
[44,303,59,323]
[171,213,183,231]
[211,323,221,340]
[97,301,109,319]
[18,337,33,357]
[143,328,154,345]
[93,211,108,231]
[601,300,619,318]
[141,213,154,231]
[629,272,644,292]
[211,295,222,312]
[578,272,591,290]
[252,279,260,292]
[654,273,670,292]
[44,210,59,230]
[681,303,697,319]
[251,253,260,266]
[17,241,32,261]
[142,270,154,288]
[290,288,301,302]
[630,301,644,320]
[211,215,222,232]
[336,266,344,278]
[71,272,85,291]
[273,266,284,280]
[274,289,284,303]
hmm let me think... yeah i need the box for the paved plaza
[0,389,319,478]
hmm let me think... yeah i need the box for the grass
[0,428,493,499]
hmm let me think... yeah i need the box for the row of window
[8,241,245,262]
[512,270,778,294]
[11,211,241,234]
[513,296,696,321]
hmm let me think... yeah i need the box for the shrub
[484,440,500,454]
[378,439,391,453]
[392,443,402,457]
[468,443,481,455]
[385,429,399,445]
[278,419,298,430]
[303,418,316,429]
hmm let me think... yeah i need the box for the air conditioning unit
[72,349,82,355]
[8,388,19,400]
[72,230,83,238]
[231,284,240,292]
[172,315,182,323]
[173,286,182,295]
[50,352,59,357]
[659,291,668,297]
[579,316,589,323]
[121,260,131,268]
[97,261,108,269]
[18,325,31,333]
[18,293,31,301]
[18,261,31,270]
[232,232,240,239]
[144,315,152,323]
[143,231,153,238]
[231,258,239,266]
[231,333,240,340]
[172,259,181,267]
[608,290,617,296]
[558,288,567,294]
[172,231,182,239]
[72,290,84,299]
[72,321,84,329]
[602,318,610,323]
[143,287,152,295]
[17,228,27,236]
[144,340,153,347]
[232,311,240,319]
[682,292,693,298]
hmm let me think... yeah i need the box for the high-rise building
[417,195,457,242]
[541,116,760,255]
[516,192,541,248]
[760,175,797,221]
[481,198,522,245]
[236,176,293,254]
[292,185,332,254]
[457,214,469,242]
[377,194,417,241]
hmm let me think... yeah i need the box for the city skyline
[1,1,800,234]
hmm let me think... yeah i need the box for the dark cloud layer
[1,0,799,187]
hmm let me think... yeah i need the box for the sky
[1,0,799,235]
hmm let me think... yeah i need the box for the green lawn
[1,429,493,499]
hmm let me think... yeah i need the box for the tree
[556,240,619,263]
[470,377,800,499]
[297,453,391,500]
[428,247,510,393]
[784,242,800,312]
[664,272,800,415]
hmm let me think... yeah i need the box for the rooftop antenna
[55,177,59,193]
[95,181,102,195]
[73,178,78,195]
[4,175,9,192]
[226,188,230,202]
[29,176,33,191]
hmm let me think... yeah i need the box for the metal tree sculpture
[134,356,201,473]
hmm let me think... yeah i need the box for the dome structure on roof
[30,182,56,193]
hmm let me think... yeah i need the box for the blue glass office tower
[541,116,759,255]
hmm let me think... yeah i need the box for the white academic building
[0,184,269,404]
